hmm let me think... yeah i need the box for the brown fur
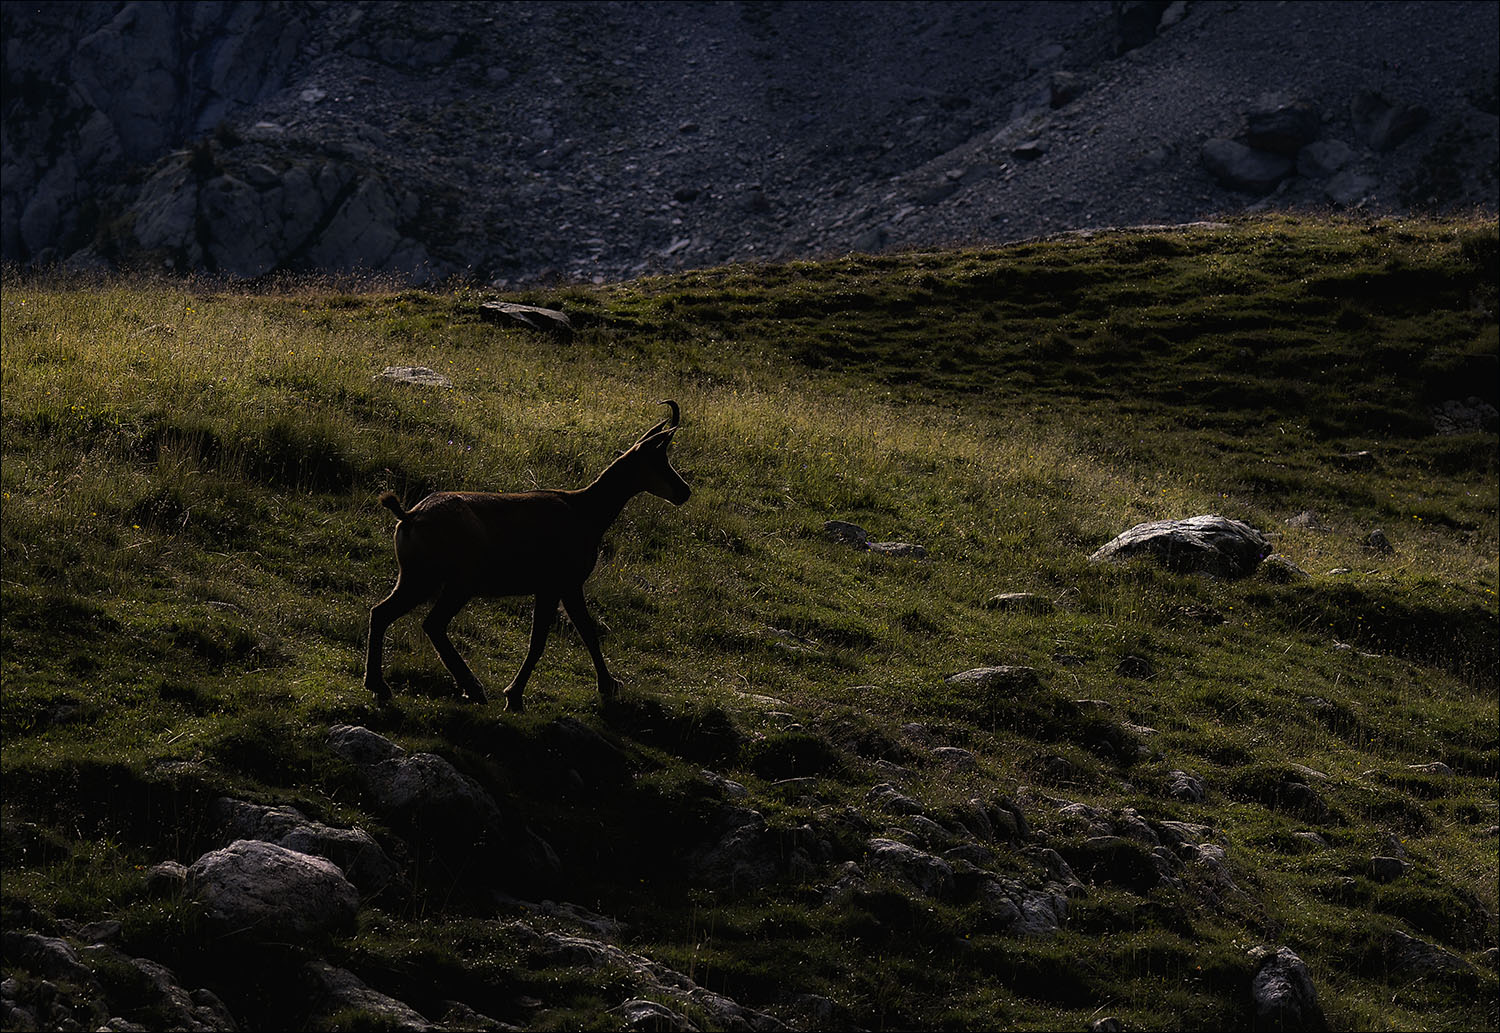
[363,402,690,711]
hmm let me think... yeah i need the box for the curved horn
[636,399,682,444]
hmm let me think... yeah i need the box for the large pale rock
[1089,515,1270,578]
[479,301,575,339]
[187,839,359,940]
[944,665,1041,691]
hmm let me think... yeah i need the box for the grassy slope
[2,214,1496,1031]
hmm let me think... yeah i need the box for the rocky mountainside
[3,0,1497,285]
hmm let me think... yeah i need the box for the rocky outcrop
[326,724,561,887]
[4,2,1494,282]
[210,796,403,894]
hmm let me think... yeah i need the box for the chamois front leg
[562,588,622,702]
[422,587,488,703]
[504,593,558,712]
[365,580,428,702]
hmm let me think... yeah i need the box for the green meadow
[2,214,1496,1030]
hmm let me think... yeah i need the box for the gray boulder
[127,957,239,1033]
[1324,168,1380,207]
[1166,769,1207,803]
[976,875,1069,936]
[376,366,454,388]
[1201,138,1294,194]
[187,839,360,940]
[984,592,1054,613]
[1352,90,1429,150]
[1296,139,1354,179]
[688,806,780,894]
[210,797,402,894]
[1249,945,1325,1031]
[1431,397,1500,435]
[1088,515,1270,578]
[864,838,955,899]
[1245,94,1321,154]
[944,665,1041,691]
[326,725,560,884]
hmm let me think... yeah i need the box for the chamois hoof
[502,687,525,713]
[461,686,488,705]
[598,677,623,702]
[366,681,394,705]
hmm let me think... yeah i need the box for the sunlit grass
[3,215,1496,1031]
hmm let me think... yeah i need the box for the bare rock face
[187,839,360,940]
[3,3,1496,281]
[1088,515,1270,578]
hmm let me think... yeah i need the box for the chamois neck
[576,454,645,529]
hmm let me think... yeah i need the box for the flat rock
[375,365,453,388]
[479,301,574,339]
[944,666,1041,691]
[1089,515,1270,578]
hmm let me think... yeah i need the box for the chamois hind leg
[562,587,621,702]
[422,586,487,702]
[365,578,431,702]
[504,592,558,713]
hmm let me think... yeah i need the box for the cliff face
[3,1,1497,285]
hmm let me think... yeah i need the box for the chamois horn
[638,399,681,442]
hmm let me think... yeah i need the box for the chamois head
[617,399,691,505]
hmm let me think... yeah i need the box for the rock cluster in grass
[823,519,929,559]
[1,930,236,1032]
[5,2,1492,282]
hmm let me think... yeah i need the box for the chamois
[364,401,691,711]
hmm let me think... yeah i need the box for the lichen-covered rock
[187,839,359,940]
[1089,515,1270,577]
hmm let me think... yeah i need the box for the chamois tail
[379,491,408,520]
